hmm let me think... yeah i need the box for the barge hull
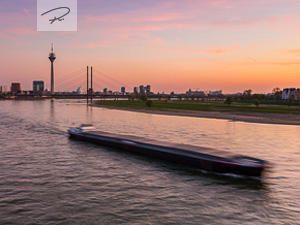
[68,131,264,177]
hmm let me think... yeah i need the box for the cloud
[23,8,30,17]
[0,45,8,50]
[74,43,106,48]
[202,46,239,54]
[271,62,300,66]
[247,57,257,63]
[79,0,300,49]
[283,49,300,53]
[5,27,36,35]
[151,38,165,46]
[227,60,300,67]
[148,44,239,54]
[0,33,15,40]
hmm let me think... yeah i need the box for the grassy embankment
[97,100,300,114]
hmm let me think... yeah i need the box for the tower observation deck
[49,43,56,95]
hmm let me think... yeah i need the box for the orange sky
[1,0,300,93]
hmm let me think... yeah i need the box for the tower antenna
[49,43,56,95]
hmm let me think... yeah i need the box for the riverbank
[93,100,300,126]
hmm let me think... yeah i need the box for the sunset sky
[1,0,300,93]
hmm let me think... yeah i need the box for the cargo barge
[68,125,270,177]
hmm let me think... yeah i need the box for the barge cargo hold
[68,125,270,177]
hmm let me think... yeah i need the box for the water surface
[0,100,299,224]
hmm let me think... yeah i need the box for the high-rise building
[139,85,145,94]
[133,87,138,95]
[121,87,125,95]
[88,88,94,95]
[0,86,8,93]
[33,81,44,92]
[209,90,223,96]
[282,88,300,100]
[146,85,151,94]
[11,83,21,93]
[48,43,56,95]
[77,86,84,94]
[103,88,108,95]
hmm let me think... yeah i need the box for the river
[0,100,299,224]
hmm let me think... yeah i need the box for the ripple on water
[0,100,300,224]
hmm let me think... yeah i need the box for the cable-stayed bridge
[55,67,131,94]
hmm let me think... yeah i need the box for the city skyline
[1,0,300,93]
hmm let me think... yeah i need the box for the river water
[0,100,299,224]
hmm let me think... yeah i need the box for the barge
[68,125,270,177]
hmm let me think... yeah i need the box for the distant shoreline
[0,98,45,101]
[92,103,300,126]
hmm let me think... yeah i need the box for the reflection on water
[0,99,299,224]
[50,99,55,120]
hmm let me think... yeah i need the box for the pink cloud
[137,25,163,31]
[68,0,300,56]
[158,1,176,8]
[84,15,119,23]
[209,19,257,27]
[137,13,182,23]
[151,38,165,47]
[206,0,235,9]
[5,27,36,35]
[81,0,300,46]
[0,33,15,40]
[148,44,239,54]
[202,46,239,54]
[74,42,107,48]
[84,12,185,26]
[23,8,30,17]
[0,45,8,50]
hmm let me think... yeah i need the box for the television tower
[49,43,56,95]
